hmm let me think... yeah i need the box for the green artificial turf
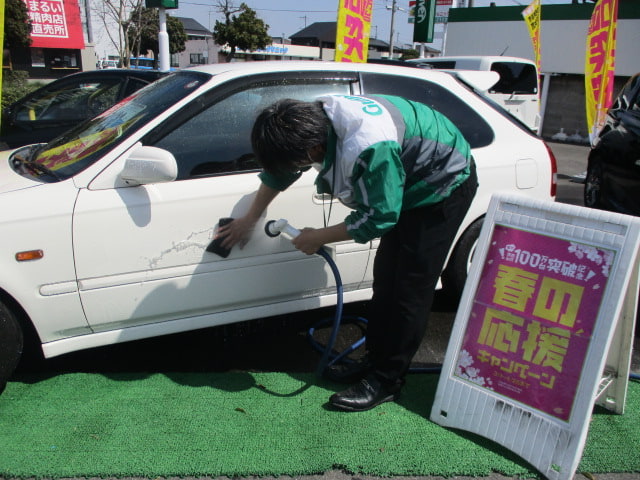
[0,372,638,478]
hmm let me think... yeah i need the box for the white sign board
[431,194,640,480]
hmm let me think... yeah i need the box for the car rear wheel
[0,301,24,395]
[442,218,483,302]
[584,157,604,209]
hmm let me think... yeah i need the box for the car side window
[15,78,122,123]
[490,62,538,95]
[151,79,352,180]
[360,73,494,148]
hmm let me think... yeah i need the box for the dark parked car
[584,73,640,215]
[0,69,167,150]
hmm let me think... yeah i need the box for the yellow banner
[335,0,373,63]
[521,0,541,75]
[585,0,618,143]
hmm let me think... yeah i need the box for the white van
[407,56,540,132]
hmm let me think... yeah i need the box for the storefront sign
[24,0,85,49]
[412,0,436,43]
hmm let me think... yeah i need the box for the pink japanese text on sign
[335,0,373,63]
[456,225,614,421]
[585,0,618,143]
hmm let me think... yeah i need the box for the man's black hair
[251,99,329,175]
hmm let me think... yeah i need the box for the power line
[178,1,336,13]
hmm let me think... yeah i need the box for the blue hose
[310,246,639,382]
[310,248,443,377]
[312,248,345,377]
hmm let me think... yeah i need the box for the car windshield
[26,71,210,181]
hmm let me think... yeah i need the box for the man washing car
[218,94,477,411]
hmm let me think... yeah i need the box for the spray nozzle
[265,219,301,239]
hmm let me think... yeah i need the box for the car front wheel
[0,301,24,395]
[442,218,483,302]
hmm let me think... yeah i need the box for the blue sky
[172,0,576,50]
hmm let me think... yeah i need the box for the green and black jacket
[259,94,472,244]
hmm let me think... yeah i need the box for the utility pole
[146,0,177,72]
[388,0,397,58]
[84,0,93,43]
[158,7,170,71]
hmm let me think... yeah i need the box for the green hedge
[1,70,46,110]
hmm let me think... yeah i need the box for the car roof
[49,69,168,83]
[185,60,428,75]
[407,55,535,64]
[183,60,497,93]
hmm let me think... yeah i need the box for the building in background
[289,22,414,62]
[171,17,217,68]
[442,0,639,142]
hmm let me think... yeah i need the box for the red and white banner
[24,0,85,49]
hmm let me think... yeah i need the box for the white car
[0,62,557,391]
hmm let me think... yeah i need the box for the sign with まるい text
[24,0,85,49]
[431,194,640,480]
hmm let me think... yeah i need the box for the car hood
[0,149,43,194]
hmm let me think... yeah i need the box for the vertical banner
[413,0,436,43]
[335,0,373,63]
[521,0,541,76]
[0,0,4,129]
[23,0,86,49]
[585,0,618,144]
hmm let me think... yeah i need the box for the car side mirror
[119,145,178,186]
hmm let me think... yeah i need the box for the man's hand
[217,216,256,249]
[291,223,351,255]
[292,228,325,255]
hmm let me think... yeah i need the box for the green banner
[413,0,436,43]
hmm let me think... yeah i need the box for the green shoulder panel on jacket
[379,95,470,158]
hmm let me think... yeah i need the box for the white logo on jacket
[319,95,398,207]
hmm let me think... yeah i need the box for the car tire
[584,156,604,209]
[0,301,24,395]
[442,218,483,302]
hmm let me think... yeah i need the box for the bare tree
[92,0,143,67]
[215,0,243,22]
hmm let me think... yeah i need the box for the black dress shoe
[329,375,399,412]
[324,357,372,384]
